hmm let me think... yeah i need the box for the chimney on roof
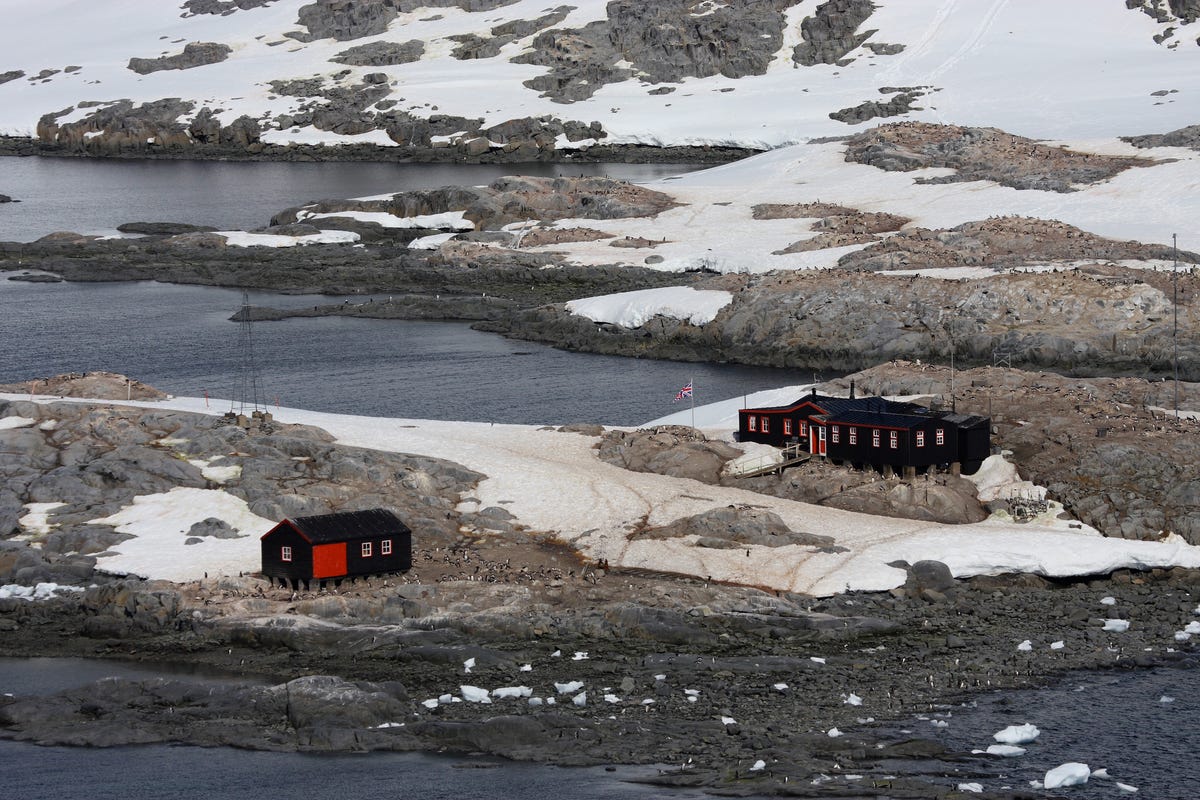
[811,386,817,397]
[849,380,855,399]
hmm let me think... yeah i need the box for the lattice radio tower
[233,289,263,416]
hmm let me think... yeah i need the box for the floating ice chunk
[1050,641,1065,650]
[654,674,667,681]
[555,681,584,694]
[684,689,699,703]
[546,697,556,705]
[957,783,983,793]
[641,699,655,705]
[749,760,765,772]
[810,657,826,664]
[421,698,439,709]
[460,685,491,703]
[721,716,737,726]
[856,717,875,724]
[1103,619,1130,632]
[1017,640,1033,651]
[463,657,475,674]
[492,686,532,699]
[519,664,533,672]
[1185,621,1200,634]
[572,691,587,707]
[551,650,561,657]
[1100,596,1117,606]
[528,697,543,706]
[572,651,589,661]
[1092,768,1110,778]
[827,727,843,737]
[1160,695,1175,703]
[1044,762,1090,789]
[993,724,1040,744]
[604,693,621,704]
[843,693,863,706]
[986,744,1027,757]
[930,719,948,728]
[373,721,404,728]
[1175,631,1191,641]
[1115,782,1139,793]
[773,682,789,691]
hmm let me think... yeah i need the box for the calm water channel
[0,156,697,242]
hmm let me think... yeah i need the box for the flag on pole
[673,381,693,402]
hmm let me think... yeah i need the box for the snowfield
[2,1,1198,146]
[7,391,1200,596]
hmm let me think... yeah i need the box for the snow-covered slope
[1,0,1198,147]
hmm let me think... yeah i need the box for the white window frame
[783,418,792,436]
[381,539,392,556]
[761,416,769,433]
[848,427,857,445]
[361,541,373,558]
[936,428,945,446]
[916,430,925,448]
[889,430,898,449]
[281,545,292,562]
[831,425,840,444]
[872,429,881,448]
[748,415,757,432]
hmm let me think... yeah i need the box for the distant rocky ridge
[127,42,232,75]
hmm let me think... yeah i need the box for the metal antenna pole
[1174,234,1180,419]
[237,290,263,415]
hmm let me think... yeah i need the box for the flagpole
[690,376,695,431]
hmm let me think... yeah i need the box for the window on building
[936,428,945,446]
[916,430,925,448]
[831,425,840,444]
[800,420,808,436]
[381,539,392,556]
[872,429,881,448]
[889,430,898,449]
[783,419,792,436]
[361,541,373,558]
[761,416,770,433]
[748,415,757,431]
[848,427,857,445]
[281,546,292,562]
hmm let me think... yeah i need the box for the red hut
[260,508,411,589]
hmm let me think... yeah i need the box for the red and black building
[260,508,412,589]
[738,388,990,474]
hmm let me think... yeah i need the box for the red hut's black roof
[276,508,409,544]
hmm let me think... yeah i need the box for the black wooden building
[738,388,990,475]
[260,508,411,589]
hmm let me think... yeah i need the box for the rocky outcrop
[289,0,521,43]
[182,0,277,15]
[273,175,678,232]
[596,426,741,484]
[829,87,928,125]
[516,0,801,102]
[0,371,167,400]
[127,42,232,75]
[1124,123,1200,151]
[845,122,1161,191]
[449,7,573,60]
[633,506,840,550]
[837,216,1188,271]
[792,0,879,66]
[330,40,424,66]
[0,70,24,85]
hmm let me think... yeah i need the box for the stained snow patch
[566,287,733,328]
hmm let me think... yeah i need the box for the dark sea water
[0,157,697,243]
[0,279,806,426]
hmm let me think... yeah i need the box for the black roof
[822,409,936,430]
[746,393,932,417]
[285,508,409,544]
[941,412,990,429]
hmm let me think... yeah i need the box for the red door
[818,426,827,456]
[312,543,347,579]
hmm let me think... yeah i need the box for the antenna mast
[1174,234,1180,419]
[235,289,263,416]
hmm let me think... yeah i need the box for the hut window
[748,415,757,431]
[831,425,840,444]
[848,427,857,445]
[936,428,945,446]
[800,420,808,436]
[281,546,292,562]
[916,431,925,448]
[361,541,373,558]
[382,539,393,555]
[783,419,792,435]
[889,430,898,449]
[872,429,881,448]
[761,416,770,433]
